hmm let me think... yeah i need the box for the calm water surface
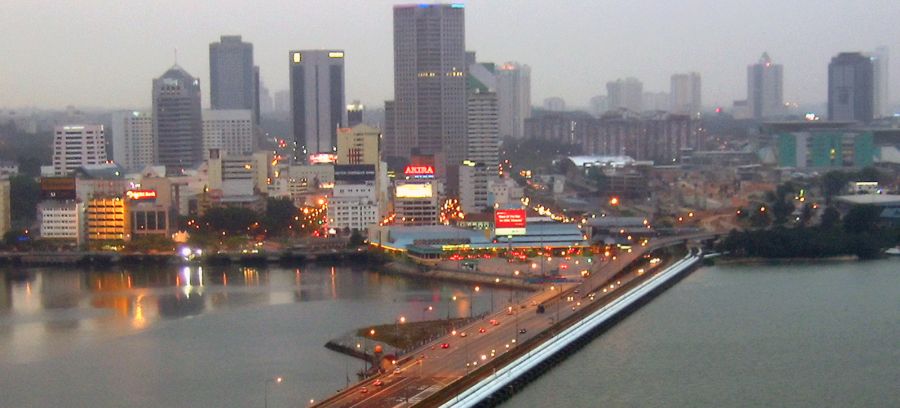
[0,263,513,408]
[505,258,900,407]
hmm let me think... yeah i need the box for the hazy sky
[2,0,899,111]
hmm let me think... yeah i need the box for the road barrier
[438,249,703,408]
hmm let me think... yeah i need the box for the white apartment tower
[202,109,255,156]
[496,62,531,139]
[111,111,154,171]
[52,125,107,176]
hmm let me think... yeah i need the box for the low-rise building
[86,197,128,245]
[38,201,84,244]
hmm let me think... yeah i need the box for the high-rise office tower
[152,65,203,171]
[872,46,890,118]
[497,62,531,139]
[289,50,347,157]
[747,52,784,119]
[111,111,155,171]
[347,101,364,127]
[460,90,499,214]
[607,78,643,112]
[209,35,257,123]
[52,125,107,176]
[828,52,875,123]
[670,72,702,115]
[390,4,467,176]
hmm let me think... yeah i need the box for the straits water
[2,259,897,407]
[0,263,513,408]
[504,258,899,408]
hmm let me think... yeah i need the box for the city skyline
[1,0,899,111]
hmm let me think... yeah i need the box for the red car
[373,379,383,386]
[440,343,450,349]
[479,328,487,333]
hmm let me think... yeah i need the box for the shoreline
[377,260,539,291]
[714,255,859,265]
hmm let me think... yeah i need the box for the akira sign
[495,209,527,236]
[404,165,435,178]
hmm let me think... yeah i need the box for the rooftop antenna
[174,47,178,66]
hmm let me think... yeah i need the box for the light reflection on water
[0,263,514,408]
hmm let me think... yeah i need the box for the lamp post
[264,376,283,408]
[491,278,499,314]
[448,295,457,320]
[473,286,480,318]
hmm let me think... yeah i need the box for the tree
[842,205,881,234]
[749,203,771,228]
[856,166,882,183]
[201,207,258,234]
[821,171,850,203]
[799,203,814,226]
[263,197,297,236]
[820,207,841,229]
[348,229,366,247]
[9,175,40,227]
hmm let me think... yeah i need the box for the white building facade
[38,201,84,244]
[202,109,255,156]
[111,111,154,171]
[52,125,107,176]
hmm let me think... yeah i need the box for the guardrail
[438,249,703,408]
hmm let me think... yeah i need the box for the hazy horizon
[2,0,898,111]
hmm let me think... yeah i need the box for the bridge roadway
[314,233,716,408]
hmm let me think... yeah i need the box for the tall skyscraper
[497,62,531,139]
[747,52,784,119]
[828,52,874,123]
[670,72,702,115]
[152,65,203,171]
[872,46,890,118]
[460,90,499,214]
[607,78,643,112]
[390,4,467,180]
[289,50,347,157]
[347,101,364,127]
[209,36,257,122]
[110,111,154,171]
[52,125,107,176]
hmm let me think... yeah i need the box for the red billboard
[404,165,435,177]
[495,209,527,236]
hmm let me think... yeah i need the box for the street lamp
[473,286,480,318]
[264,376,283,408]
